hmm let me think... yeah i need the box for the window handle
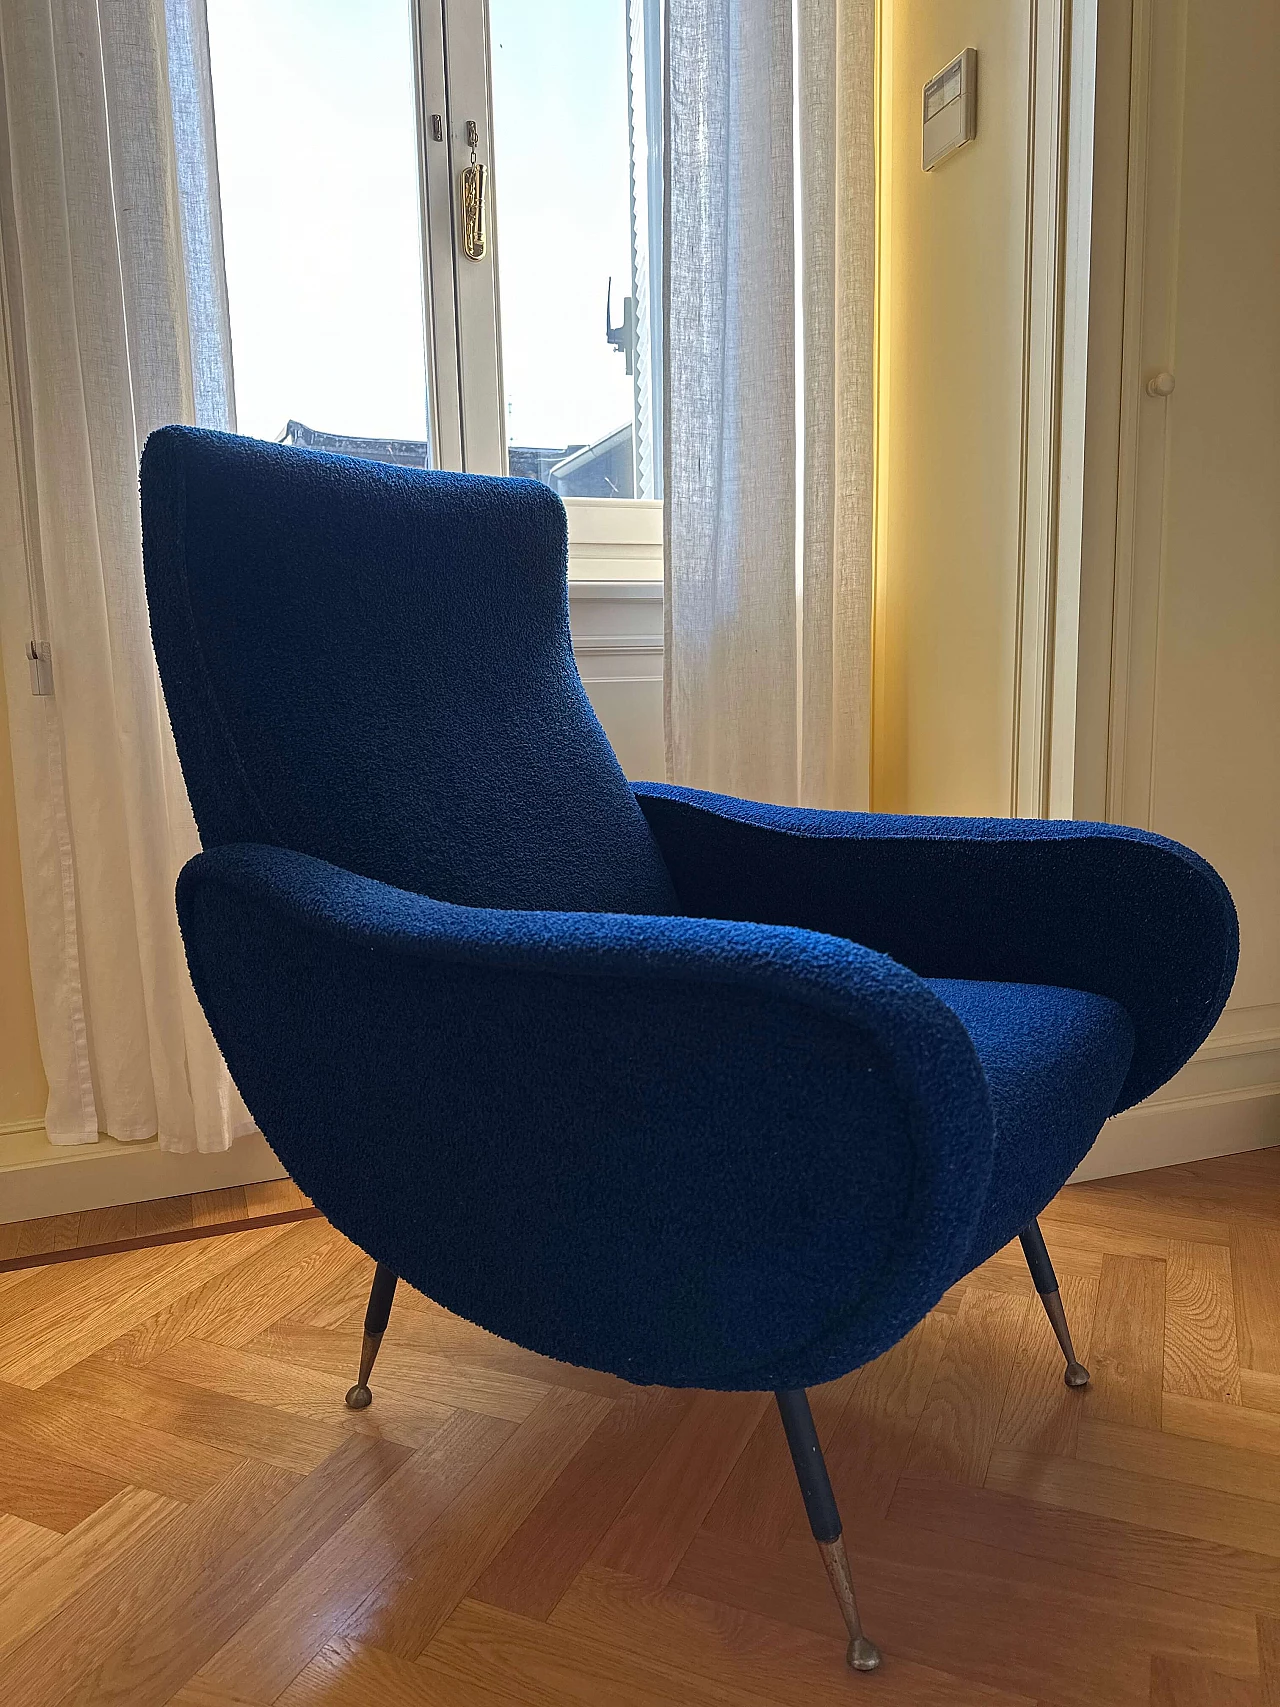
[461,120,488,261]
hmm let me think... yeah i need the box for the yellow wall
[0,639,45,1127]
[873,1,1032,814]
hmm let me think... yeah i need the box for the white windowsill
[564,497,663,583]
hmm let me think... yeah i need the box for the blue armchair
[141,427,1236,1674]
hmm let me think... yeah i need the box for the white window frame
[416,0,506,475]
[410,0,663,580]
[410,0,465,472]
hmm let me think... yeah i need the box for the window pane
[489,0,662,498]
[207,0,430,464]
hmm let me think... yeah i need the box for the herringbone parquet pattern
[4,1148,1280,1705]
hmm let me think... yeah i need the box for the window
[206,0,663,510]
[207,0,430,455]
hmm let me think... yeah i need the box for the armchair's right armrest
[634,782,1239,1110]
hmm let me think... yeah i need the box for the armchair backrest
[141,427,677,914]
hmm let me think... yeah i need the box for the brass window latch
[461,119,487,261]
[28,639,53,697]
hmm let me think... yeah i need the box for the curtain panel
[0,0,247,1150]
[664,0,876,809]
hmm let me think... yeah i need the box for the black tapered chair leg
[1018,1219,1090,1388]
[775,1388,881,1673]
[345,1262,399,1409]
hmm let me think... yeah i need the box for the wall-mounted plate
[923,47,977,170]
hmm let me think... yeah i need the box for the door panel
[1120,0,1280,1022]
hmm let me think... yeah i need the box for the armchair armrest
[177,842,995,1391]
[634,782,1238,1112]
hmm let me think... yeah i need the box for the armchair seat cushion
[923,978,1135,1275]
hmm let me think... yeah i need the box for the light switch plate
[923,47,977,170]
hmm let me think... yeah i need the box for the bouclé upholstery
[140,426,676,916]
[142,426,1238,1392]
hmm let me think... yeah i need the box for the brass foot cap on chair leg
[1064,1361,1090,1389]
[847,1637,881,1672]
[345,1384,373,1410]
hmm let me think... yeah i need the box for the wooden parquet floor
[5,1148,1280,1705]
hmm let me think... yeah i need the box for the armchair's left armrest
[634,781,1238,1111]
[175,841,995,1390]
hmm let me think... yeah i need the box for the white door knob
[1146,370,1176,397]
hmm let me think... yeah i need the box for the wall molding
[1075,1082,1280,1182]
[0,1116,44,1138]
[1011,0,1075,818]
[567,579,663,600]
[1011,0,1134,825]
[1073,1006,1280,1180]
[1196,1003,1280,1059]
[0,1125,287,1225]
[572,636,664,657]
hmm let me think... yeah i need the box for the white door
[1112,0,1280,1084]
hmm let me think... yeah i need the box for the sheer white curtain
[0,0,250,1151]
[664,0,875,808]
